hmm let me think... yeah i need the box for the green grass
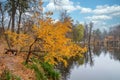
[23,58,47,80]
[24,57,60,80]
[40,62,60,80]
[0,69,21,80]
[31,63,47,80]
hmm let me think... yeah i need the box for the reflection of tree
[84,46,94,67]
[108,48,120,61]
[93,46,102,56]
[93,46,120,62]
[102,47,108,54]
[56,63,71,80]
[56,57,84,80]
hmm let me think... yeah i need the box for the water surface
[59,47,120,80]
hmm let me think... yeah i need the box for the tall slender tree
[5,0,19,32]
[0,2,5,31]
[88,22,93,47]
[17,0,29,34]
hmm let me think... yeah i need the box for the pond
[57,47,120,80]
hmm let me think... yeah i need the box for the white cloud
[46,0,120,16]
[84,5,120,28]
[90,20,109,30]
[52,19,59,23]
[85,15,112,21]
[80,7,92,13]
[93,5,120,15]
[111,12,120,17]
[76,5,120,15]
[92,20,99,24]
[46,2,55,11]
[110,23,120,27]
[46,0,76,12]
[76,5,92,13]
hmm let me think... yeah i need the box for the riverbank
[0,43,35,80]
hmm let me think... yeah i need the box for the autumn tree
[92,29,102,45]
[109,25,120,39]
[26,17,87,66]
[5,0,87,67]
[5,16,87,67]
[73,24,84,42]
[108,25,120,47]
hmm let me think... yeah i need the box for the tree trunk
[7,16,11,30]
[17,12,22,34]
[88,22,93,47]
[25,38,37,64]
[0,3,5,33]
[11,10,15,32]
[11,0,20,32]
[0,4,11,49]
[88,27,92,47]
[11,0,16,32]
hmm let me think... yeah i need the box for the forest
[0,0,120,80]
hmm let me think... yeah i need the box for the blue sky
[43,0,120,30]
[0,0,120,30]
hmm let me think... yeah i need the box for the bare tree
[88,22,93,47]
[0,2,5,32]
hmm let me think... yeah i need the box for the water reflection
[84,46,94,67]
[106,48,120,61]
[57,57,84,80]
[57,47,120,80]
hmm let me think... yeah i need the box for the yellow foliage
[5,31,34,48]
[5,17,87,67]
[32,18,87,67]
